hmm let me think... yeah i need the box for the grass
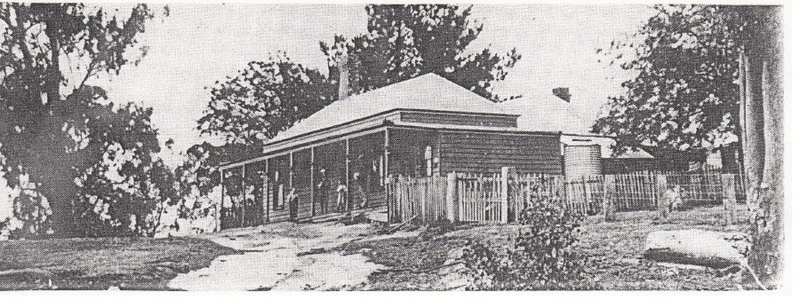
[576,204,754,290]
[333,204,755,290]
[0,236,238,290]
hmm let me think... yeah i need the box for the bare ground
[0,205,756,291]
[334,204,757,290]
[0,237,237,290]
[168,220,421,291]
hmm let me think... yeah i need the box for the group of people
[283,165,376,220]
[313,168,371,214]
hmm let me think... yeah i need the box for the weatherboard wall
[438,131,563,174]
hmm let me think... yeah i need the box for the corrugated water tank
[564,144,602,179]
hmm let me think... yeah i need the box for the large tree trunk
[39,166,80,238]
[741,52,764,190]
[739,6,783,288]
[748,8,783,286]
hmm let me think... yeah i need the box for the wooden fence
[386,168,745,224]
[457,173,506,223]
[386,175,448,224]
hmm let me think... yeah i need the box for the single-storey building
[498,89,658,178]
[217,73,565,229]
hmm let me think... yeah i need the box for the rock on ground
[642,229,749,269]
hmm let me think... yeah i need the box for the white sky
[104,3,653,158]
[1,4,654,221]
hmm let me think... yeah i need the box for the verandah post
[386,174,393,223]
[722,174,737,226]
[310,147,315,217]
[446,172,457,222]
[501,167,509,223]
[603,174,617,221]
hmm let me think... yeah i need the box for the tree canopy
[198,5,521,160]
[0,3,169,237]
[593,5,747,162]
[190,5,522,203]
[320,4,520,101]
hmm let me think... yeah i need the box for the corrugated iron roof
[499,94,591,134]
[268,73,510,144]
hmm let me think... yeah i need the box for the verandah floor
[302,205,389,225]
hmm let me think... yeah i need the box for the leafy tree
[595,4,784,287]
[0,3,165,237]
[593,5,745,163]
[320,4,521,101]
[170,142,231,227]
[196,4,521,178]
[198,53,336,151]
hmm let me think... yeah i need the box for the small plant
[420,217,456,239]
[462,196,592,290]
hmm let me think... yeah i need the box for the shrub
[419,217,456,240]
[462,195,591,290]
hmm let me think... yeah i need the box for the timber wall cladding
[438,131,562,174]
[387,128,438,176]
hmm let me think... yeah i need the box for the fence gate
[457,175,506,223]
[386,175,447,224]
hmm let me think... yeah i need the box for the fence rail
[386,169,745,225]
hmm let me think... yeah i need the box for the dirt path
[168,221,410,291]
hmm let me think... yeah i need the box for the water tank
[564,144,602,180]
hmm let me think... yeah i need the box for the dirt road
[168,221,416,291]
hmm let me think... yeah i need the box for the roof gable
[268,73,509,144]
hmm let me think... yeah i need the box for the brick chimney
[338,52,349,101]
[553,87,571,102]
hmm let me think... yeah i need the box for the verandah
[218,128,389,230]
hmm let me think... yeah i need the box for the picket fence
[386,168,745,224]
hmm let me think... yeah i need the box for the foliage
[593,5,749,160]
[462,196,589,290]
[0,3,165,237]
[198,5,520,154]
[320,4,520,101]
[193,5,522,206]
[419,217,456,240]
[198,53,337,148]
[171,142,223,222]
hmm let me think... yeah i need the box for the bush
[419,217,456,240]
[462,195,592,290]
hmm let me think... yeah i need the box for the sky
[103,3,653,161]
[1,3,655,222]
